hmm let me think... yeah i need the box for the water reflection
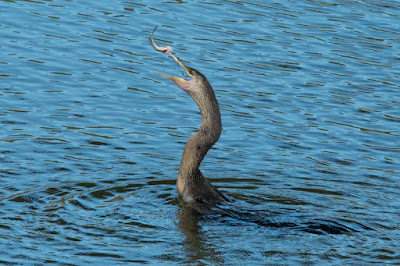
[177,204,224,264]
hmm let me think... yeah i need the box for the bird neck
[177,95,222,195]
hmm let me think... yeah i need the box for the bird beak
[153,53,193,91]
[153,71,192,91]
[153,71,187,83]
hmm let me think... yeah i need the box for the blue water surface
[1,0,399,264]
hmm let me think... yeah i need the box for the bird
[150,28,228,210]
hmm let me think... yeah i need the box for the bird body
[150,28,227,208]
[175,69,227,205]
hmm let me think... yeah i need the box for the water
[1,0,399,264]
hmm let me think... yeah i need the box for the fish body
[150,26,173,54]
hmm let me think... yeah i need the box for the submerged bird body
[150,28,227,207]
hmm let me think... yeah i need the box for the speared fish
[149,26,173,54]
[149,26,188,71]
